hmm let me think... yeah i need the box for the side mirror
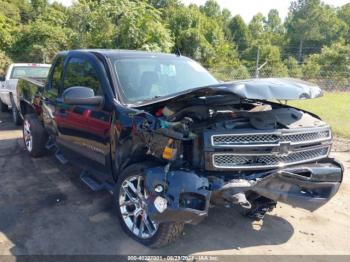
[62,86,104,106]
[0,75,5,81]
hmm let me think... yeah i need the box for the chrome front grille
[208,126,332,170]
[212,133,279,145]
[212,146,330,169]
[281,130,330,143]
[211,128,331,147]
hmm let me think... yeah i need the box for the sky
[52,0,350,23]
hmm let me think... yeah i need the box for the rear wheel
[114,163,184,248]
[23,114,48,157]
[0,99,8,112]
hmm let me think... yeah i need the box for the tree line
[0,0,349,87]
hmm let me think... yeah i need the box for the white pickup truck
[0,63,50,125]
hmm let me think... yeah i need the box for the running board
[80,170,114,194]
[55,150,68,165]
[45,136,57,151]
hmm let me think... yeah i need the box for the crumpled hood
[224,78,323,100]
[131,78,323,107]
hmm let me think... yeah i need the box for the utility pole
[255,47,267,78]
[298,39,303,64]
[255,47,260,78]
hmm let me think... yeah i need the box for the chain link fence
[208,66,350,92]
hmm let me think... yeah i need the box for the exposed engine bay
[132,95,343,224]
[145,99,331,170]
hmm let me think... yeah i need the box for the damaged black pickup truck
[17,50,343,248]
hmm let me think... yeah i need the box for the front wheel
[23,114,48,157]
[114,163,184,248]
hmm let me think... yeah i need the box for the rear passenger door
[55,54,112,173]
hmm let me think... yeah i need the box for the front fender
[144,167,211,225]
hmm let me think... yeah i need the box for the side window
[46,56,64,100]
[63,57,102,95]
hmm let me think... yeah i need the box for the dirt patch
[0,111,350,256]
[332,137,350,152]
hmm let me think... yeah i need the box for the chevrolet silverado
[16,50,343,248]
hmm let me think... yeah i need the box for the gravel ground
[0,111,349,257]
[333,137,350,152]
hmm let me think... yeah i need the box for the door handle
[57,108,68,117]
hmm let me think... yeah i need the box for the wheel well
[115,154,161,182]
[20,101,36,116]
[9,93,15,106]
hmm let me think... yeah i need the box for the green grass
[289,92,350,138]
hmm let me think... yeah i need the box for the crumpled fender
[217,158,344,212]
[144,167,211,225]
[251,159,343,211]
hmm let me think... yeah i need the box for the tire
[114,163,184,248]
[23,114,48,158]
[0,99,8,112]
[11,99,22,126]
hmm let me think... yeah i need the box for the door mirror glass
[62,86,104,106]
[0,75,5,81]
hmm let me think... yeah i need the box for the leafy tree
[165,3,238,66]
[338,4,350,43]
[40,2,69,27]
[0,1,24,51]
[0,0,21,22]
[266,9,283,34]
[243,43,288,77]
[338,3,350,25]
[221,8,231,22]
[303,41,350,88]
[0,50,12,75]
[0,0,348,86]
[3,0,33,24]
[286,0,347,61]
[265,10,285,49]
[0,14,17,50]
[114,0,174,52]
[200,0,221,18]
[228,15,250,53]
[67,0,117,48]
[249,13,265,39]
[148,0,181,8]
[31,0,48,15]
[284,56,303,78]
[165,4,200,43]
[177,28,215,63]
[210,64,250,81]
[308,42,350,73]
[10,19,72,62]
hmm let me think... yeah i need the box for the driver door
[55,54,112,172]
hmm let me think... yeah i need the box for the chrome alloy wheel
[23,119,33,152]
[119,175,159,239]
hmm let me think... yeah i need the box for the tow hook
[244,197,277,221]
[231,193,252,209]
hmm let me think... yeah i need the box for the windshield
[112,57,218,103]
[11,66,50,79]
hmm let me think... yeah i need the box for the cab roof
[58,49,188,60]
